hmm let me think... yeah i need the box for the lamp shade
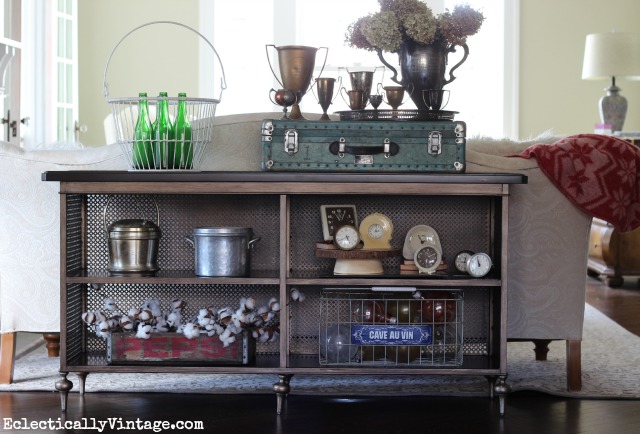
[582,32,640,80]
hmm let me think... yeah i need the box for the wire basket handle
[103,20,227,102]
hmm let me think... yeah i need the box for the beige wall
[78,0,199,146]
[79,0,640,145]
[520,0,640,138]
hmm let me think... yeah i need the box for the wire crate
[103,21,226,171]
[319,288,463,367]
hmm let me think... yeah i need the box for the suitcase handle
[329,139,399,158]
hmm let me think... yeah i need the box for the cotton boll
[268,331,280,343]
[213,323,224,335]
[182,323,200,339]
[136,323,152,339]
[119,315,134,332]
[413,290,422,299]
[244,297,256,311]
[98,320,110,333]
[167,311,181,328]
[103,297,118,312]
[138,308,153,322]
[222,335,236,347]
[220,327,232,340]
[128,307,141,318]
[290,288,300,301]
[171,299,186,312]
[82,311,96,325]
[268,297,279,310]
[271,302,281,313]
[297,292,305,302]
[140,298,162,318]
[154,317,169,332]
[95,311,108,323]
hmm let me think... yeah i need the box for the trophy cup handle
[266,44,285,88]
[307,47,329,94]
[332,76,343,104]
[444,43,469,86]
[376,49,401,85]
[340,86,350,107]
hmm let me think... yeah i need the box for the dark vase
[377,39,469,111]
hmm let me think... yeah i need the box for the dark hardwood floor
[1,276,638,434]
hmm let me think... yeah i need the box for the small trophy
[313,76,342,120]
[422,89,451,111]
[269,88,300,120]
[382,86,411,110]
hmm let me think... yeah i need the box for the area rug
[2,305,638,399]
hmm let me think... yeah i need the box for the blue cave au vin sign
[351,325,433,346]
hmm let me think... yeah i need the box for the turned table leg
[273,374,293,415]
[55,371,73,412]
[532,339,552,361]
[43,333,60,357]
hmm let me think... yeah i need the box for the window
[201,0,517,139]
[20,0,79,149]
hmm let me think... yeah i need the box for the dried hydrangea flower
[363,11,403,53]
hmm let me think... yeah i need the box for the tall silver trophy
[267,45,328,120]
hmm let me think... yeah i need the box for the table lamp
[582,32,640,133]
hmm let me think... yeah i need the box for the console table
[43,171,526,415]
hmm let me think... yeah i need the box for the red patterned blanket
[511,134,640,232]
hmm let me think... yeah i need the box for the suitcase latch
[383,138,391,158]
[262,121,274,141]
[284,129,299,155]
[338,137,346,157]
[428,131,442,156]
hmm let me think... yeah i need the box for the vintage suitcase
[261,119,466,172]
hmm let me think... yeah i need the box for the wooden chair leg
[532,339,552,361]
[0,333,17,384]
[566,339,582,392]
[43,333,60,357]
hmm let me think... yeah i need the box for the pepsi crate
[107,331,255,366]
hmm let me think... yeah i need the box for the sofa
[0,112,591,389]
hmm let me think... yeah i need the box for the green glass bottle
[173,92,193,169]
[133,92,153,169]
[152,91,174,169]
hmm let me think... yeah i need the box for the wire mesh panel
[318,289,463,367]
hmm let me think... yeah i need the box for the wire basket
[103,21,227,171]
[319,288,464,367]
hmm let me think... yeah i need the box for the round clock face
[466,252,492,278]
[333,225,361,250]
[454,250,474,273]
[414,245,442,274]
[359,213,393,250]
[368,223,384,239]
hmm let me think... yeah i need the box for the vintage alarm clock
[332,224,361,250]
[320,204,358,241]
[359,213,393,250]
[454,250,474,273]
[466,252,493,277]
[414,244,442,274]
[402,225,442,260]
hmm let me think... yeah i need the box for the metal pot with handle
[185,227,260,277]
[105,195,161,276]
